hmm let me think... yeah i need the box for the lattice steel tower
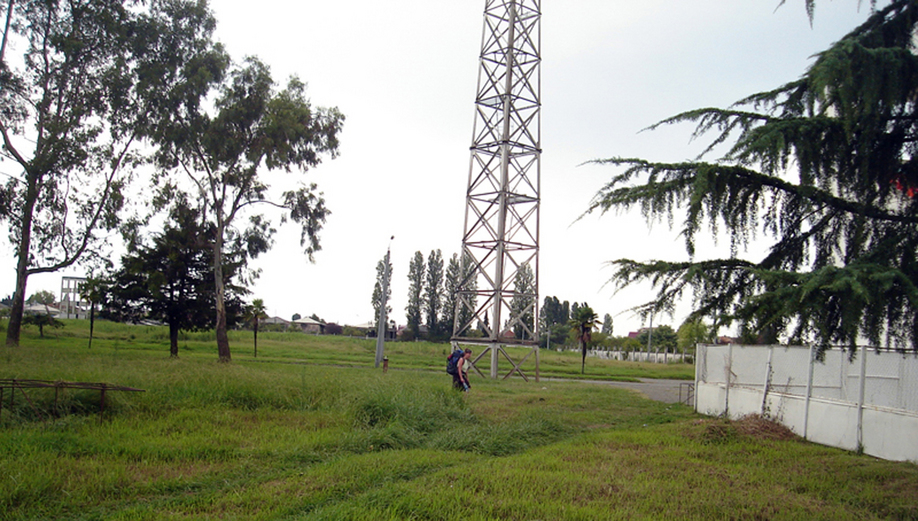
[453,0,541,379]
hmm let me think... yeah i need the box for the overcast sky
[3,1,882,336]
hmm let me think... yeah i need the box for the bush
[325,323,343,335]
[342,325,368,337]
[22,313,64,338]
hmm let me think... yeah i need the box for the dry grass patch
[685,414,801,445]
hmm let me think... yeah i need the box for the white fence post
[724,343,733,417]
[694,343,704,411]
[803,343,815,440]
[857,344,868,451]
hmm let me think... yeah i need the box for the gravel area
[545,378,694,404]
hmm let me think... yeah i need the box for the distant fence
[573,349,691,363]
[695,344,918,463]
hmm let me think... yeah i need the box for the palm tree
[245,299,268,358]
[80,277,107,350]
[569,306,599,374]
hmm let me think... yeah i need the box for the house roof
[24,304,60,316]
[348,321,376,329]
[293,317,325,326]
[262,316,290,325]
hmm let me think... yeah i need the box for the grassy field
[14,319,695,381]
[1,321,916,520]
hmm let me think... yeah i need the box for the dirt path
[545,378,693,404]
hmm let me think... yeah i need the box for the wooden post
[100,385,107,424]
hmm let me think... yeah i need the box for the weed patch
[685,415,801,446]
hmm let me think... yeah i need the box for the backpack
[446,348,464,375]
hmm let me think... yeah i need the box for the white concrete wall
[568,349,689,363]
[695,381,918,462]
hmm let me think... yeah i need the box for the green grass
[8,319,695,382]
[1,321,916,520]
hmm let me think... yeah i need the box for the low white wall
[862,407,918,462]
[580,349,689,363]
[695,381,918,462]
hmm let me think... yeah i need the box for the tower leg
[491,342,499,379]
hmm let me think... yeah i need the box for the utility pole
[374,236,394,368]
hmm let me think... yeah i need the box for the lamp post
[374,236,394,368]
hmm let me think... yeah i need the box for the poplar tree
[602,314,613,336]
[372,254,392,329]
[589,1,918,352]
[457,251,478,336]
[424,249,444,339]
[442,253,461,335]
[509,262,536,340]
[539,296,565,328]
[405,251,425,339]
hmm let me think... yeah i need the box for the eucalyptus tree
[405,251,425,339]
[151,57,344,362]
[589,1,918,352]
[0,0,223,346]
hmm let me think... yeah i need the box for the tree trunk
[253,317,258,358]
[5,173,39,347]
[169,322,179,358]
[580,338,586,374]
[6,273,27,347]
[213,228,231,362]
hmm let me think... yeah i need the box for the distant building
[360,321,397,340]
[59,276,88,319]
[293,317,325,334]
[262,316,290,326]
[349,321,375,330]
[628,327,652,339]
[24,303,60,316]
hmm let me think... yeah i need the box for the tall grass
[2,334,916,520]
